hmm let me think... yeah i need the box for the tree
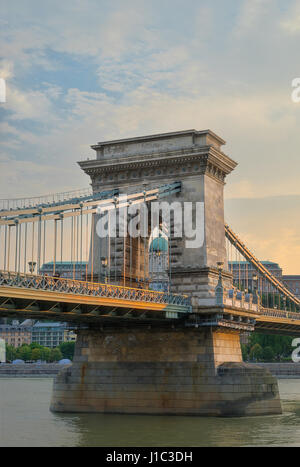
[40,347,51,362]
[49,348,63,362]
[59,342,75,360]
[30,342,43,350]
[241,344,249,361]
[249,343,263,362]
[262,346,275,362]
[16,344,32,361]
[5,344,16,362]
[248,333,294,360]
[31,348,42,361]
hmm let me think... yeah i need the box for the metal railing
[225,223,300,308]
[259,307,300,321]
[0,187,93,212]
[0,270,191,308]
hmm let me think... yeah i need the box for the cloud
[0,158,85,199]
[1,0,300,273]
[281,1,300,34]
[6,86,55,121]
[233,0,272,37]
[226,195,300,274]
[0,59,14,80]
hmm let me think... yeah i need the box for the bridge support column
[50,327,282,416]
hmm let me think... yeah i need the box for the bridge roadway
[1,271,300,334]
[0,270,191,324]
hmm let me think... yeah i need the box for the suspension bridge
[0,129,294,416]
[0,181,299,334]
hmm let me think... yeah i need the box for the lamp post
[216,261,224,306]
[28,261,36,274]
[217,261,224,278]
[216,262,224,288]
[252,274,258,302]
[101,256,108,283]
[252,274,258,300]
[282,295,287,311]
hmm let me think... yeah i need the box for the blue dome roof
[150,236,168,252]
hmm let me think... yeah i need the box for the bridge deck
[0,271,191,324]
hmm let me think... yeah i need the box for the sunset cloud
[1,0,300,273]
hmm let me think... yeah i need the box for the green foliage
[241,344,248,361]
[59,341,75,360]
[262,346,275,362]
[5,344,17,362]
[40,347,51,362]
[5,342,67,362]
[249,343,263,361]
[248,333,293,359]
[16,344,32,361]
[49,348,63,362]
[242,332,295,362]
[30,342,43,350]
[31,348,42,361]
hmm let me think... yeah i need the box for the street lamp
[252,274,258,293]
[216,261,224,284]
[251,274,258,304]
[282,295,287,311]
[101,257,108,283]
[28,261,36,274]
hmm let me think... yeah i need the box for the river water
[1,378,300,447]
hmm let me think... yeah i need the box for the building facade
[0,320,77,349]
[282,276,300,300]
[31,322,68,348]
[229,261,283,292]
[0,321,32,347]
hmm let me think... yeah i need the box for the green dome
[150,236,168,252]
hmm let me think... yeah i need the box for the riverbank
[255,363,300,378]
[1,362,300,378]
[0,363,70,377]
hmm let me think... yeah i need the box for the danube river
[1,378,300,447]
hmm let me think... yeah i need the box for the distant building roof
[149,236,168,253]
[283,275,300,279]
[33,322,66,328]
[40,261,87,268]
[228,261,280,267]
[21,319,34,326]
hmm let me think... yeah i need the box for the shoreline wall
[0,363,70,377]
[255,363,300,378]
[2,362,300,379]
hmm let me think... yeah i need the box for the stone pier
[50,327,282,416]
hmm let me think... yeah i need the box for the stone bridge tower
[79,129,236,299]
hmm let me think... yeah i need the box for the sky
[1,0,300,273]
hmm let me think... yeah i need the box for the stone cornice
[78,145,237,185]
[90,129,226,150]
[170,266,233,279]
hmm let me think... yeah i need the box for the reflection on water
[1,378,300,447]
